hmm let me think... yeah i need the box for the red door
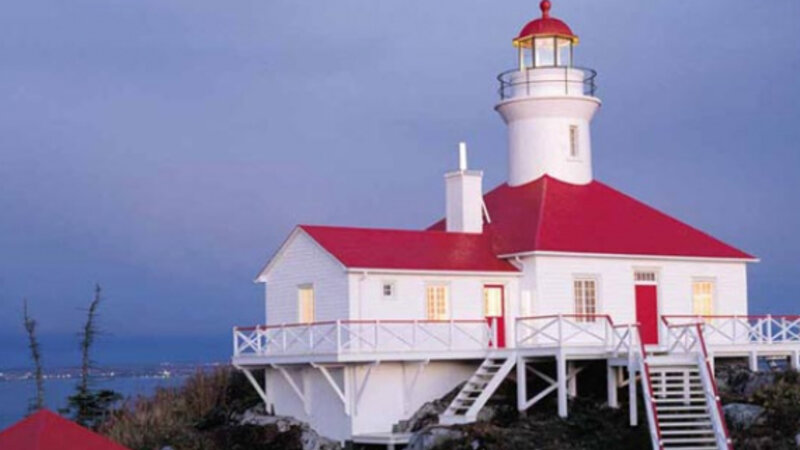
[484,285,505,348]
[635,285,659,345]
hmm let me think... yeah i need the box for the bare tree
[23,298,44,412]
[63,284,121,429]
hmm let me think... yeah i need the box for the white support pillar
[607,363,618,409]
[628,365,638,427]
[792,351,800,371]
[567,362,578,398]
[517,356,528,413]
[749,352,759,372]
[556,352,568,418]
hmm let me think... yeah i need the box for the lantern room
[513,0,578,70]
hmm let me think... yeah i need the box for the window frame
[573,276,599,322]
[381,281,397,301]
[424,283,450,321]
[691,278,716,319]
[297,283,315,324]
[568,125,580,159]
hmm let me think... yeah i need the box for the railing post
[767,314,773,344]
[256,327,262,354]
[374,320,379,351]
[232,328,238,356]
[336,320,342,353]
[448,320,454,350]
[557,314,563,345]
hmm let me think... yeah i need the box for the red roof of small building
[0,410,131,450]
[430,176,754,260]
[299,225,519,273]
[517,0,577,41]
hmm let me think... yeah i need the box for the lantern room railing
[498,66,597,100]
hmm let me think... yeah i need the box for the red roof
[0,410,131,450]
[430,176,754,260]
[299,225,519,273]
[518,0,576,41]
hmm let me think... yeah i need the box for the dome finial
[540,0,551,18]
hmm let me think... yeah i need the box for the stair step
[654,398,706,404]
[660,429,715,436]
[659,421,712,427]
[658,414,712,420]
[661,437,717,444]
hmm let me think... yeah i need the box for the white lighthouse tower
[496,0,601,186]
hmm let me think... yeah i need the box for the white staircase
[641,354,731,450]
[439,355,516,425]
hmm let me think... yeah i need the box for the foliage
[99,366,266,450]
[61,285,123,429]
[22,298,45,412]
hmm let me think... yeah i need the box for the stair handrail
[692,322,734,450]
[631,323,663,450]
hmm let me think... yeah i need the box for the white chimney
[445,142,484,233]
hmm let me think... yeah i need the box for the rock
[723,403,765,430]
[394,383,465,433]
[406,426,466,450]
[236,407,340,450]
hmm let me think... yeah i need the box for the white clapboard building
[233,2,800,449]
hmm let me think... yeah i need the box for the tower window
[569,125,579,158]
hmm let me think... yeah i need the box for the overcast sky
[1,0,799,347]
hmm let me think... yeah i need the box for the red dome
[517,0,577,42]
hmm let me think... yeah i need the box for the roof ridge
[301,223,488,237]
[533,176,550,249]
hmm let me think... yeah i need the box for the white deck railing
[515,314,637,355]
[662,315,800,347]
[233,319,496,357]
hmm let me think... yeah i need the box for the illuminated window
[298,285,315,323]
[382,282,395,300]
[483,287,503,317]
[425,285,449,321]
[569,125,579,158]
[574,278,597,322]
[692,281,714,317]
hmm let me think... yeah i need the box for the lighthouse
[496,0,601,186]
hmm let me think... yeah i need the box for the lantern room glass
[518,36,574,69]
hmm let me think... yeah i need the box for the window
[425,285,449,321]
[692,281,714,317]
[569,125,579,158]
[483,286,503,317]
[574,278,597,322]
[298,285,315,323]
[382,282,396,300]
[634,271,657,284]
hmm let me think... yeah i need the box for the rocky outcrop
[723,403,765,430]
[235,407,341,450]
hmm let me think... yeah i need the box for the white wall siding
[263,232,349,325]
[524,254,749,323]
[347,272,520,344]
